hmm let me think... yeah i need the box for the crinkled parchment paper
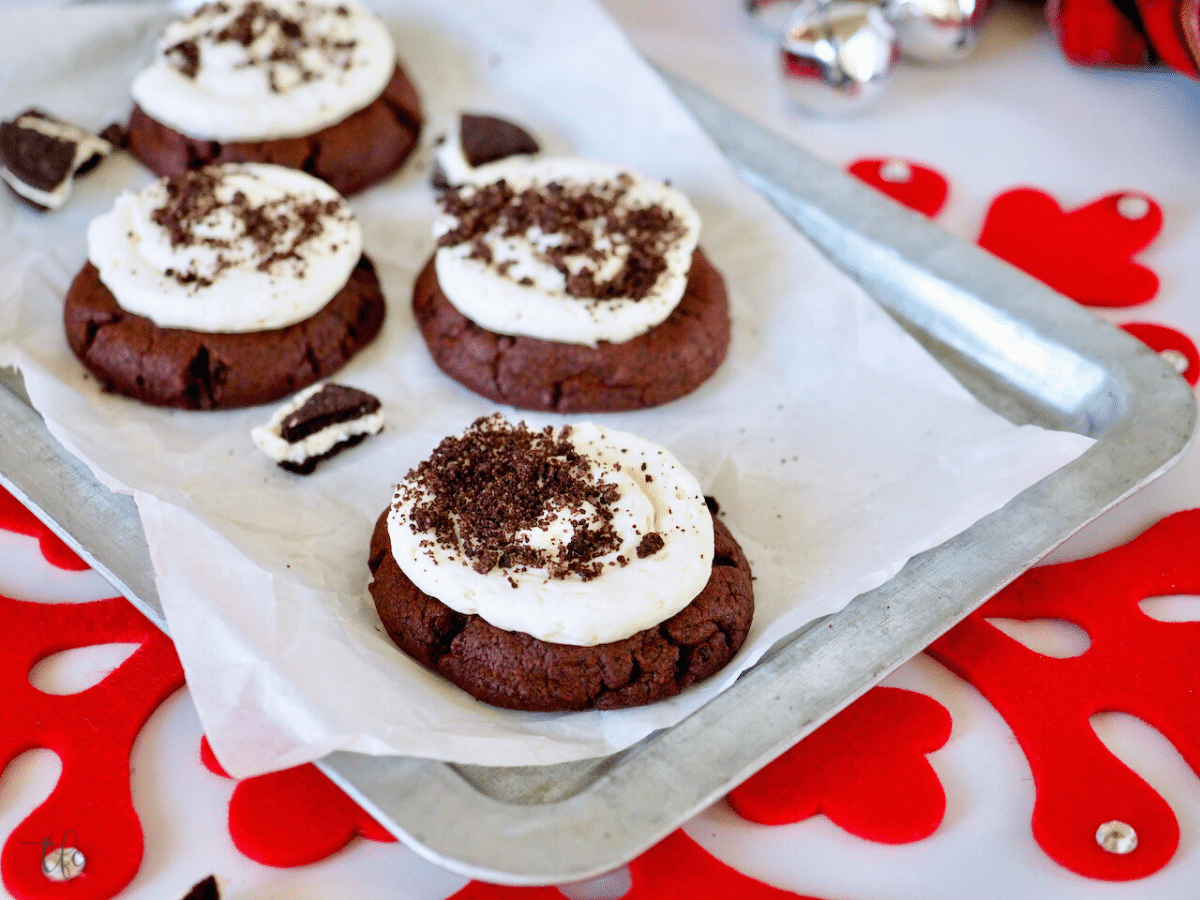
[0,0,1093,774]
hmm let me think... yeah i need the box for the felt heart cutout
[200,737,395,867]
[0,487,87,570]
[1120,322,1200,386]
[978,188,1162,307]
[0,593,184,900]
[847,158,949,218]
[726,686,951,843]
[929,509,1200,880]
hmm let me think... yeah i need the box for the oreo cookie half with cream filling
[0,110,115,210]
[125,0,422,197]
[253,381,383,473]
[367,415,754,712]
[413,157,731,412]
[431,112,539,189]
[64,162,385,409]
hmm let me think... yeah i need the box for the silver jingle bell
[780,0,899,115]
[881,0,992,62]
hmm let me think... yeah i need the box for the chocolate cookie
[412,248,731,412]
[367,501,754,712]
[64,255,385,409]
[126,64,422,198]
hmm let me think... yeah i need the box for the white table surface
[4,2,1200,898]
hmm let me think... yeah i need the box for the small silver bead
[42,847,86,881]
[1096,820,1138,855]
[1117,194,1151,220]
[1160,348,1190,375]
[879,159,913,183]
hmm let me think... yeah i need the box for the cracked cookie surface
[63,254,384,409]
[412,247,731,412]
[126,64,422,197]
[367,502,754,712]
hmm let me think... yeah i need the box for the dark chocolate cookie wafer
[412,248,731,412]
[64,255,385,410]
[126,64,422,198]
[367,502,754,712]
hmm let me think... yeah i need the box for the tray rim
[1,76,1195,886]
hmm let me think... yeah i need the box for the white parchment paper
[0,0,1093,774]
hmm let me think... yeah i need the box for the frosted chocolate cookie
[368,415,754,712]
[413,158,731,412]
[64,163,384,409]
[126,0,422,197]
[0,110,115,210]
[253,381,383,473]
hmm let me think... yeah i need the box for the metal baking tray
[1,74,1194,886]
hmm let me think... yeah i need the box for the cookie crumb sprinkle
[437,175,683,303]
[166,0,359,93]
[397,415,625,580]
[150,166,348,287]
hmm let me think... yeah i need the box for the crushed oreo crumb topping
[636,532,664,559]
[150,166,347,287]
[437,174,684,302]
[166,0,359,93]
[397,415,628,581]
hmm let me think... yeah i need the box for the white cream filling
[252,381,384,465]
[387,421,714,646]
[86,162,362,333]
[1,115,112,209]
[131,0,395,142]
[433,157,700,347]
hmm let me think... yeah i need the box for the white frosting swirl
[387,421,714,646]
[87,162,362,332]
[433,158,701,347]
[131,0,396,141]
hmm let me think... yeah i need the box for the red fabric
[978,188,1162,307]
[847,158,949,218]
[198,737,396,867]
[448,830,824,899]
[928,510,1200,880]
[1046,0,1151,65]
[1135,0,1200,73]
[727,686,951,842]
[1183,0,1200,65]
[0,594,184,900]
[0,487,87,571]
[1120,322,1200,385]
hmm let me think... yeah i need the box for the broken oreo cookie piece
[179,875,219,900]
[252,382,384,475]
[460,113,539,167]
[0,110,114,210]
[432,112,539,188]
